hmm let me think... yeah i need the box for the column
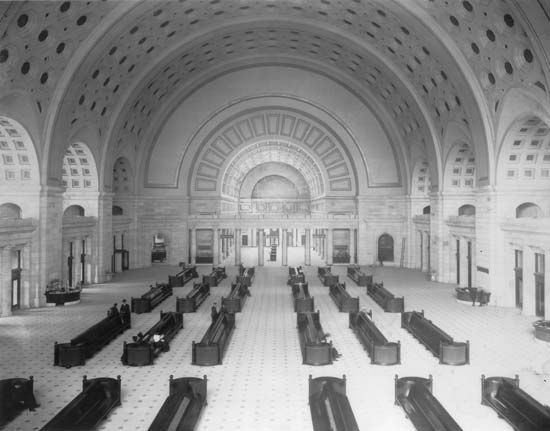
[22,244,31,308]
[349,228,356,264]
[74,237,82,286]
[459,238,468,287]
[213,228,220,266]
[234,228,241,266]
[327,228,333,265]
[323,229,329,261]
[545,250,550,319]
[523,248,535,316]
[1,246,12,316]
[190,228,196,264]
[304,228,311,266]
[97,192,113,283]
[421,231,429,272]
[282,228,288,266]
[417,231,423,270]
[258,229,264,266]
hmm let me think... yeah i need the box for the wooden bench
[192,310,236,366]
[347,265,372,287]
[297,311,333,365]
[236,265,255,287]
[131,283,173,314]
[54,310,131,368]
[41,376,121,431]
[122,311,183,366]
[318,266,339,287]
[366,282,404,313]
[288,266,306,285]
[309,375,360,431]
[168,264,198,287]
[481,375,550,431]
[349,310,400,365]
[202,266,227,287]
[147,375,207,431]
[176,282,210,313]
[0,377,38,427]
[395,375,463,431]
[222,281,251,313]
[401,310,469,365]
[329,282,359,313]
[292,282,315,312]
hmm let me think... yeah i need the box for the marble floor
[2,250,550,431]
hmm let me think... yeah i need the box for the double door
[514,250,523,309]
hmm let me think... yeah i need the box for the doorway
[456,239,460,285]
[535,253,545,318]
[378,234,394,264]
[514,249,523,309]
[466,241,472,288]
[333,229,350,264]
[11,249,21,310]
[67,242,74,288]
[196,229,214,264]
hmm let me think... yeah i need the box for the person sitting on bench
[211,302,219,323]
[120,299,130,324]
[108,303,119,318]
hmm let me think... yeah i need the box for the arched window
[445,143,476,189]
[422,205,431,215]
[63,205,85,217]
[516,202,543,218]
[112,205,123,216]
[411,160,431,196]
[458,204,476,216]
[0,203,21,219]
[0,116,40,188]
[62,142,98,192]
[378,233,394,262]
[498,116,550,185]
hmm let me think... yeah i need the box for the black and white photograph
[0,1,549,430]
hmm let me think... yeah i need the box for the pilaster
[96,192,113,283]
[1,246,12,316]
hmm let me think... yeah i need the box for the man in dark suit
[120,299,131,325]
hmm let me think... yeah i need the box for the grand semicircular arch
[187,107,360,205]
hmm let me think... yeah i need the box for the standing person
[211,302,218,323]
[120,299,131,325]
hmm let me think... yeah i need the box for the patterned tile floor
[2,249,550,430]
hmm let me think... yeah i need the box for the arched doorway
[61,141,98,287]
[378,234,394,264]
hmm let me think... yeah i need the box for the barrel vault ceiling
[0,0,547,190]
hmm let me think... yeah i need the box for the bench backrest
[408,313,453,352]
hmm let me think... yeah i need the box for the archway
[0,116,40,314]
[498,115,550,313]
[62,142,98,287]
[112,157,133,272]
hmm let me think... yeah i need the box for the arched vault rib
[187,106,358,197]
[222,142,324,199]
